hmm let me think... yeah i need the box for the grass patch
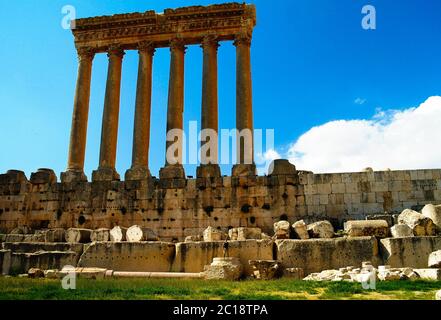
[0,277,439,300]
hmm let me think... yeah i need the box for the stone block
[0,249,11,275]
[414,268,441,281]
[307,221,334,239]
[390,224,414,238]
[344,220,389,238]
[398,209,436,236]
[173,240,274,276]
[10,251,80,275]
[0,170,27,184]
[267,159,297,176]
[2,242,84,255]
[78,242,176,272]
[380,237,441,268]
[276,237,380,275]
[30,169,57,185]
[228,227,262,241]
[249,260,280,280]
[204,257,242,280]
[428,250,441,268]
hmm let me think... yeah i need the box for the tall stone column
[61,47,95,183]
[232,32,256,177]
[197,35,221,179]
[159,38,186,180]
[92,45,125,182]
[125,41,155,181]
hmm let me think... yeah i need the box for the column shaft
[62,47,94,183]
[93,45,124,181]
[126,42,155,180]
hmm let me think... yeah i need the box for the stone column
[159,38,186,180]
[61,47,95,183]
[92,45,125,182]
[197,35,221,179]
[232,32,256,177]
[125,41,155,181]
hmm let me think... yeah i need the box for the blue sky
[1,0,441,178]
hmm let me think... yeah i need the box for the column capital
[107,44,125,59]
[169,38,187,53]
[76,46,95,62]
[138,40,156,55]
[201,35,220,51]
[233,31,252,47]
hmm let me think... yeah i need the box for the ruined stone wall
[1,168,440,241]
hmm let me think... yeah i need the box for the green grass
[0,277,439,300]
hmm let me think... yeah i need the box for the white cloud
[256,149,281,175]
[285,96,441,173]
[354,98,367,105]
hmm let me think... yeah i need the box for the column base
[125,166,151,181]
[232,164,257,177]
[92,167,120,182]
[197,164,221,179]
[61,170,88,183]
[159,164,186,180]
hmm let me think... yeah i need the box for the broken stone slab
[366,214,394,227]
[204,257,243,280]
[283,268,304,280]
[274,220,291,239]
[28,268,45,278]
[228,227,262,241]
[65,228,92,243]
[344,220,389,238]
[249,260,280,280]
[307,221,334,239]
[390,224,414,238]
[90,228,110,242]
[398,209,436,236]
[414,268,441,281]
[109,226,127,242]
[422,204,441,233]
[292,220,309,240]
[44,228,66,243]
[126,225,158,242]
[203,226,226,242]
[428,250,441,268]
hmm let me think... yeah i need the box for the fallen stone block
[366,214,394,227]
[292,220,309,240]
[380,237,441,268]
[228,227,262,241]
[126,226,158,242]
[428,250,441,268]
[90,228,110,242]
[28,268,45,278]
[65,228,92,244]
[274,220,290,239]
[307,221,334,239]
[173,240,274,277]
[283,268,304,280]
[276,237,380,275]
[422,204,441,233]
[390,224,414,238]
[204,257,242,280]
[249,260,280,280]
[414,268,441,281]
[345,220,389,238]
[58,267,108,280]
[78,242,176,272]
[109,226,127,242]
[203,226,226,242]
[398,209,435,236]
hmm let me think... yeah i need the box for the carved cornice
[138,41,156,55]
[107,44,125,59]
[72,3,256,50]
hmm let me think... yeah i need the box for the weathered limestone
[92,45,125,182]
[0,249,11,275]
[274,220,291,239]
[90,228,110,242]
[197,36,221,179]
[228,227,262,241]
[344,220,389,238]
[78,242,175,272]
[126,225,158,242]
[62,47,95,183]
[173,240,273,276]
[125,42,155,181]
[283,268,304,280]
[109,226,127,242]
[249,260,280,280]
[422,204,441,233]
[10,251,80,275]
[307,221,334,239]
[204,257,242,280]
[380,237,441,268]
[398,209,436,236]
[413,268,441,281]
[65,228,92,244]
[203,226,226,242]
[428,250,441,268]
[390,224,414,238]
[2,242,84,256]
[28,268,45,278]
[44,229,66,243]
[292,220,309,240]
[276,237,380,275]
[160,38,186,180]
[268,160,297,176]
[30,169,57,185]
